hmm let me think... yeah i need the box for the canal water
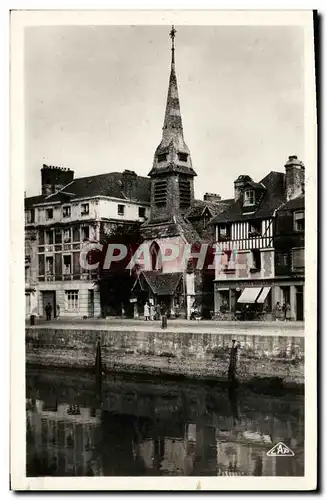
[26,368,304,477]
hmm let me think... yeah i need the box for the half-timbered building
[211,155,305,320]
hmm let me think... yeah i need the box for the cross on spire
[169,25,176,49]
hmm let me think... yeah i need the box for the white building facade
[25,165,150,319]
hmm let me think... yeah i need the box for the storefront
[214,278,304,321]
[214,280,273,321]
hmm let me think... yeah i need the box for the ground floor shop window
[218,290,229,313]
[65,290,79,312]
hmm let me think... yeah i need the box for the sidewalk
[26,316,304,336]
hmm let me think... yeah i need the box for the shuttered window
[292,248,304,270]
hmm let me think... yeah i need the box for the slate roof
[141,271,182,296]
[210,171,286,224]
[185,198,234,219]
[141,214,201,244]
[277,194,305,212]
[25,172,151,207]
[24,195,46,209]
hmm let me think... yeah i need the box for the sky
[25,25,304,200]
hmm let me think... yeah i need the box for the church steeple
[149,26,196,178]
[162,25,183,134]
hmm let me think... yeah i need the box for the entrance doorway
[42,291,56,319]
[88,289,95,318]
[296,286,304,320]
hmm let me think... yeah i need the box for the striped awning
[256,287,271,303]
[237,287,262,304]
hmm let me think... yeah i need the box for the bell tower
[148,26,197,223]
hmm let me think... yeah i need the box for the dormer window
[178,152,188,162]
[157,153,167,163]
[243,190,255,206]
[294,211,304,232]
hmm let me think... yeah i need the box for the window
[81,203,89,216]
[45,256,54,275]
[63,228,71,243]
[154,180,167,207]
[81,225,89,241]
[243,190,255,207]
[117,204,125,216]
[65,290,79,312]
[219,224,231,240]
[221,250,235,271]
[203,211,210,229]
[294,211,304,232]
[150,241,163,271]
[25,209,35,224]
[25,266,29,282]
[63,206,71,218]
[55,228,62,244]
[157,153,167,163]
[276,252,289,268]
[63,255,72,274]
[251,249,261,270]
[73,226,80,242]
[45,230,53,245]
[249,220,261,237]
[46,208,53,220]
[178,152,188,162]
[138,207,146,218]
[292,248,304,271]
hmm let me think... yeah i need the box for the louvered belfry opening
[179,177,191,208]
[154,180,167,207]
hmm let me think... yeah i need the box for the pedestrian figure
[45,302,52,321]
[275,301,282,322]
[160,302,167,329]
[56,304,60,320]
[190,301,197,320]
[285,303,292,321]
[150,302,155,321]
[144,301,150,321]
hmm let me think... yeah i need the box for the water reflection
[26,369,304,477]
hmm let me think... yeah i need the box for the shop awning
[237,287,262,304]
[256,287,271,303]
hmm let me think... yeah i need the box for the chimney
[41,165,74,196]
[122,170,137,199]
[203,192,221,202]
[284,155,305,201]
[234,175,252,201]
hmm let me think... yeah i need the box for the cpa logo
[267,442,295,457]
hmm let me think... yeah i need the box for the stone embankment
[26,321,304,387]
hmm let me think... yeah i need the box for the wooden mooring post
[228,339,239,385]
[95,337,103,393]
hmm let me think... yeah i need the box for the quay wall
[25,327,304,386]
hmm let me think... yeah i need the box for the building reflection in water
[26,370,304,477]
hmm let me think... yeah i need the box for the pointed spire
[163,25,183,134]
